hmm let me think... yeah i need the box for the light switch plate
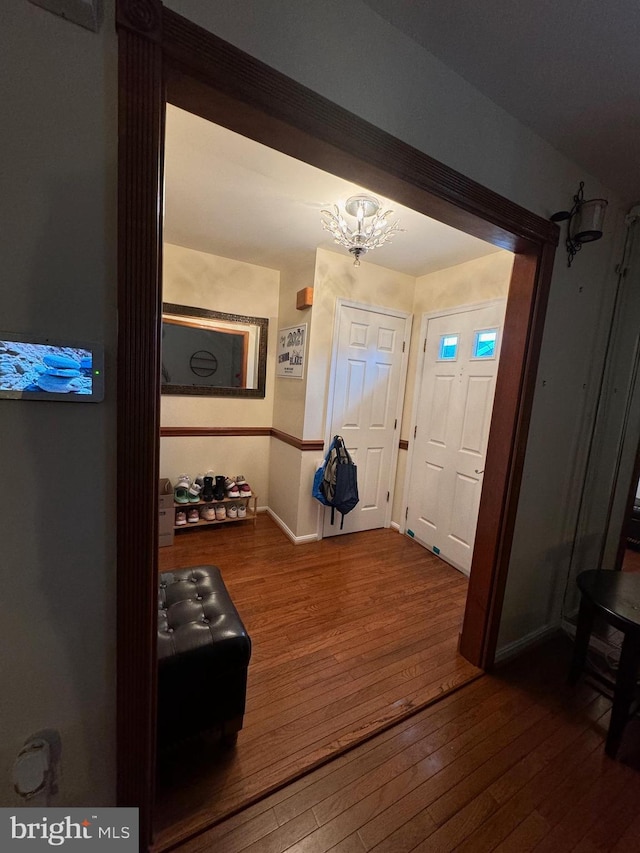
[28,0,102,32]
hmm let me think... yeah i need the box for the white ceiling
[163,105,501,277]
[362,0,640,204]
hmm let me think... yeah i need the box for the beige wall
[160,435,270,508]
[160,244,279,500]
[161,243,279,428]
[272,253,316,438]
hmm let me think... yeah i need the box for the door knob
[475,469,484,475]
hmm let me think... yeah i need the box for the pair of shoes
[225,477,240,499]
[174,473,191,504]
[175,509,187,525]
[215,504,226,520]
[187,508,200,523]
[238,504,247,519]
[188,473,204,502]
[201,504,216,521]
[227,504,238,519]
[235,475,252,497]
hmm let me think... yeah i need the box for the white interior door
[405,301,506,573]
[323,302,410,537]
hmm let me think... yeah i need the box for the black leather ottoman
[157,565,251,747]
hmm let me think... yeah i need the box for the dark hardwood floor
[154,515,477,848]
[622,547,640,573]
[172,635,640,853]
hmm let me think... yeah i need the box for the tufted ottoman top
[158,565,251,667]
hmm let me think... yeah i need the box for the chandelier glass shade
[320,194,403,266]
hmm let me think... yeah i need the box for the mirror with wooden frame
[161,302,268,398]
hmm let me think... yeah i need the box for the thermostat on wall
[0,331,104,403]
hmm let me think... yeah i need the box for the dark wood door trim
[116,2,557,847]
[116,0,164,847]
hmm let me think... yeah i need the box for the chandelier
[320,194,403,266]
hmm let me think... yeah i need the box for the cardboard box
[159,479,175,546]
[159,478,173,510]
[158,508,175,547]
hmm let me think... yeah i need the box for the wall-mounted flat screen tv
[0,332,105,402]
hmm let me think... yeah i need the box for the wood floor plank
[494,811,552,853]
[610,808,640,852]
[400,691,607,852]
[241,811,319,853]
[272,678,506,827]
[356,699,545,849]
[309,685,517,829]
[453,695,611,853]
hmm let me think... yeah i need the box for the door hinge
[394,418,397,430]
[423,339,427,353]
[386,491,390,502]
[402,341,406,353]
[414,425,417,439]
[405,506,409,519]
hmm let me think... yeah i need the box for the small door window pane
[439,334,459,360]
[473,329,498,358]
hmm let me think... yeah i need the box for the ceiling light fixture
[320,194,404,266]
[551,182,608,268]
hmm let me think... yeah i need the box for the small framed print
[276,324,307,379]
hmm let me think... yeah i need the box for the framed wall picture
[276,324,307,379]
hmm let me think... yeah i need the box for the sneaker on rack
[226,477,240,498]
[238,482,252,497]
[174,473,191,504]
[237,504,247,519]
[187,508,200,523]
[188,481,202,503]
[201,504,216,521]
[215,504,226,521]
[227,504,238,519]
[175,509,187,525]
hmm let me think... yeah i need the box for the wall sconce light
[551,182,608,267]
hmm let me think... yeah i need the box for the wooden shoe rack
[174,494,258,531]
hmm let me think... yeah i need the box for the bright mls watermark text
[2,809,138,850]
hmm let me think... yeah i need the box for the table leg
[606,632,640,758]
[569,594,596,684]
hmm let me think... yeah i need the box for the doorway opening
[116,5,558,848]
[156,105,514,842]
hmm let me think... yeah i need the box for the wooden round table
[569,569,640,757]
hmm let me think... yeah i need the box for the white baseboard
[390,521,400,532]
[494,623,560,666]
[266,507,318,545]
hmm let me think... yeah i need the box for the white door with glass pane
[405,301,505,574]
[323,301,411,538]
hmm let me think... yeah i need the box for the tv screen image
[0,340,94,396]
